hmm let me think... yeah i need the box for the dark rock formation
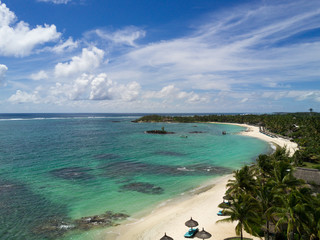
[33,211,129,239]
[75,211,129,230]
[145,130,175,134]
[189,131,206,134]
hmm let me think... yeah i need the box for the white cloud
[30,70,48,81]
[89,73,113,100]
[0,1,61,57]
[107,0,320,96]
[54,47,105,78]
[107,81,141,101]
[37,0,72,4]
[8,90,40,103]
[50,37,79,53]
[95,27,146,47]
[47,73,140,102]
[0,64,8,84]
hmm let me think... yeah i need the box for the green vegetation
[135,113,320,169]
[219,148,320,240]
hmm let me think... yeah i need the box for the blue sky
[0,0,319,113]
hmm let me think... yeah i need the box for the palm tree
[226,165,256,197]
[217,193,261,240]
[255,180,275,240]
[303,193,320,240]
[271,190,309,240]
[309,108,313,114]
[255,154,273,181]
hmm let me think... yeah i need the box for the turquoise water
[0,114,270,240]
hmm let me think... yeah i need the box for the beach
[107,123,298,240]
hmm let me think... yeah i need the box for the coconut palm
[255,180,276,240]
[271,190,309,240]
[217,193,261,240]
[302,194,320,240]
[226,165,256,197]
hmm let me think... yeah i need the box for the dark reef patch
[155,151,187,157]
[50,167,94,180]
[94,153,120,160]
[120,182,164,194]
[101,160,232,179]
[189,131,207,134]
[0,179,69,240]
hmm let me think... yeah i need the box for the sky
[0,0,319,113]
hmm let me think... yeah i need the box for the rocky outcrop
[33,211,129,239]
[75,211,129,230]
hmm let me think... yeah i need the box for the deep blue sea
[0,113,270,240]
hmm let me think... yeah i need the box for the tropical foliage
[219,148,320,240]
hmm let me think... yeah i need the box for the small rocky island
[145,127,175,134]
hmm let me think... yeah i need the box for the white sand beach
[105,123,298,240]
[229,123,298,157]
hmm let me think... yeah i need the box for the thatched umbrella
[160,233,174,240]
[195,228,212,240]
[185,217,199,229]
[223,195,233,200]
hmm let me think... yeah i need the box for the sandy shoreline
[104,123,298,240]
[225,123,298,157]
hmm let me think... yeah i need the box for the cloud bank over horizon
[1,0,320,113]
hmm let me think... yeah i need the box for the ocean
[0,113,270,240]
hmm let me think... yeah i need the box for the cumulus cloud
[54,47,105,78]
[37,0,72,4]
[8,72,141,105]
[94,26,146,47]
[8,90,40,103]
[0,64,8,83]
[49,73,141,102]
[30,70,48,81]
[0,1,61,57]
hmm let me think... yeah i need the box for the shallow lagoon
[0,114,270,240]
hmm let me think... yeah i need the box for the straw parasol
[160,233,174,240]
[195,228,212,240]
[223,195,233,200]
[185,217,199,229]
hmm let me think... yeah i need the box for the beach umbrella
[195,228,212,240]
[223,195,233,200]
[185,217,199,229]
[160,233,174,240]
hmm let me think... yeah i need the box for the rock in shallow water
[75,211,129,230]
[33,211,129,238]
